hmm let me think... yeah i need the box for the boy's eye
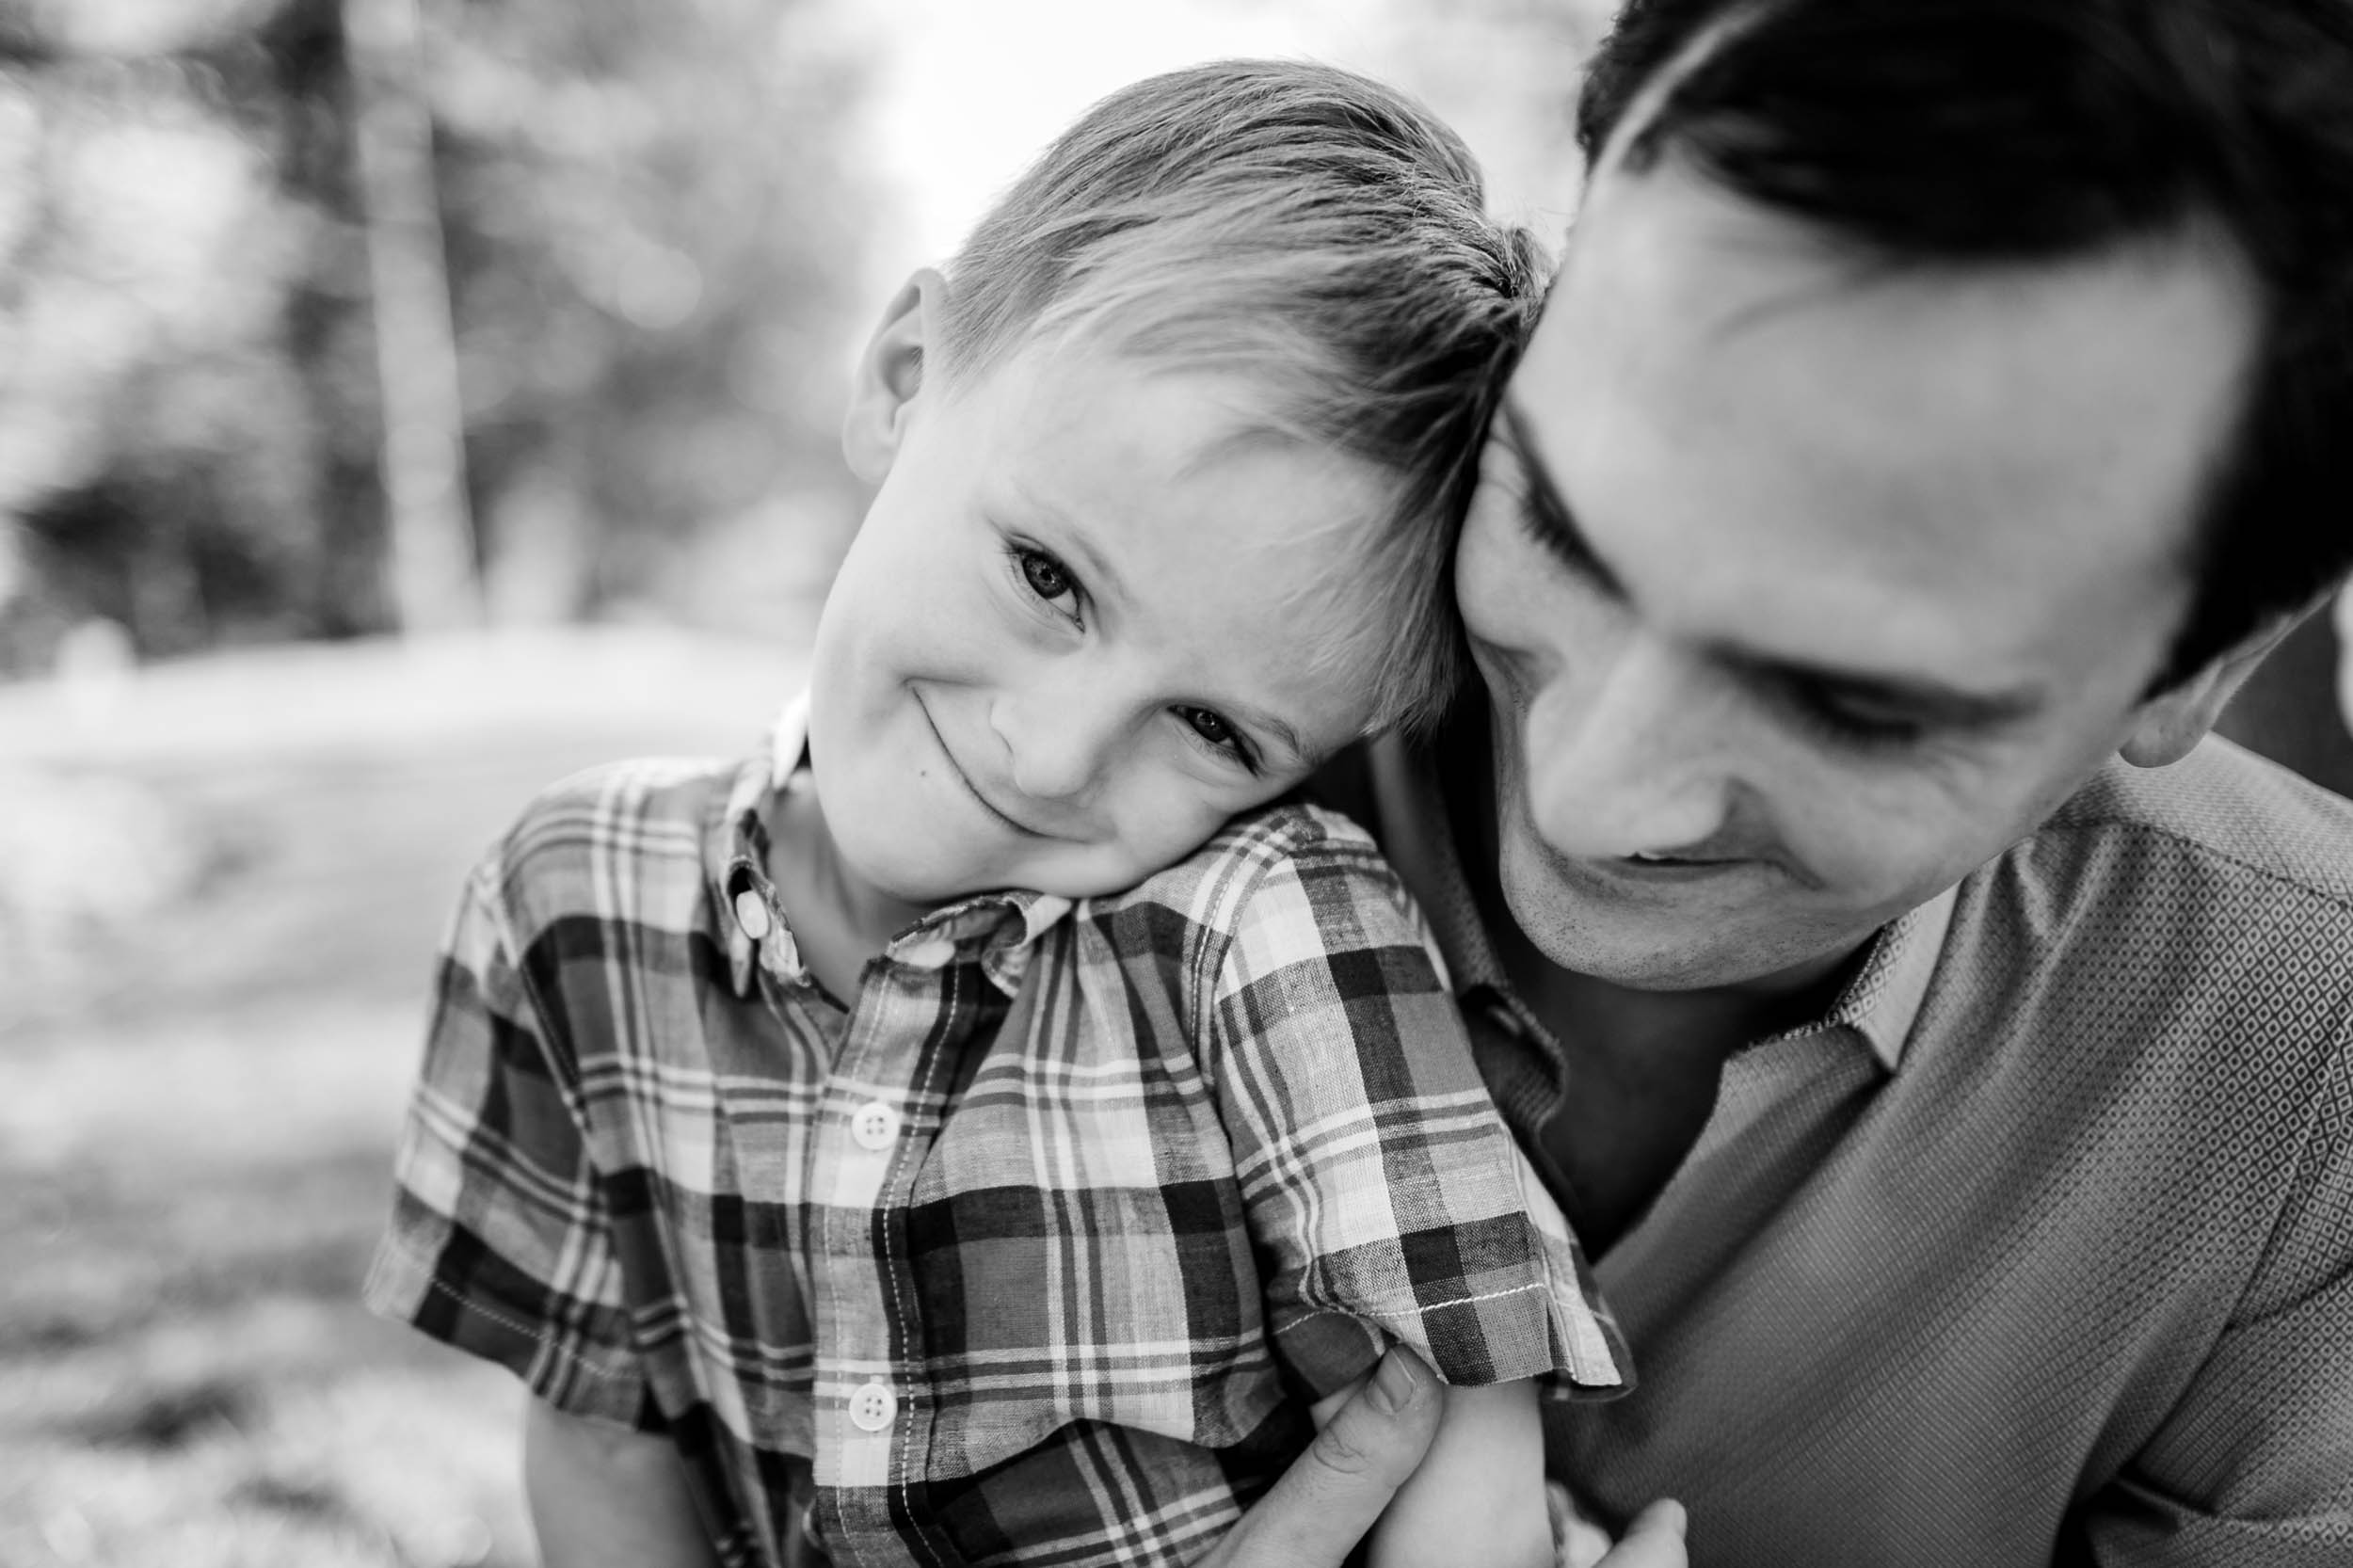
[1183,708,1234,746]
[1017,548,1075,604]
[1176,706,1255,770]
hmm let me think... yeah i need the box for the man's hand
[1557,1497,1690,1568]
[1193,1347,1689,1568]
[1193,1346,1444,1568]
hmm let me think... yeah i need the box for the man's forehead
[1529,163,2259,552]
[1555,152,2256,357]
[1509,160,2259,698]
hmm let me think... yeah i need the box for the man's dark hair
[1577,0,2353,690]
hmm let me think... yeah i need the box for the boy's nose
[991,688,1115,806]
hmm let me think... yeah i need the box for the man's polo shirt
[1363,730,2353,1567]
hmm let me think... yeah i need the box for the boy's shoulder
[1077,798,1432,965]
[476,753,744,938]
[1086,799,1386,903]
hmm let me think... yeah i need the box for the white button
[894,935,957,968]
[848,1380,897,1432]
[850,1100,900,1151]
[733,889,772,940]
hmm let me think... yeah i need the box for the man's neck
[1494,904,1866,1075]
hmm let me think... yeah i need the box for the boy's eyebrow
[1011,483,1130,609]
[1497,402,1626,599]
[1227,703,1313,768]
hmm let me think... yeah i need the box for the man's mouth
[1607,851,1744,879]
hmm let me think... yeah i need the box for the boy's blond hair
[936,59,1545,738]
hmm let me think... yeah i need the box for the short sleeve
[1202,828,1628,1403]
[2075,1031,2353,1564]
[362,851,653,1428]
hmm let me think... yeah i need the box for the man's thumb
[1596,1499,1689,1568]
[1192,1346,1440,1568]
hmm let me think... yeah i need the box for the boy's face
[809,296,1399,906]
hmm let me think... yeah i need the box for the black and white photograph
[3,3,2349,1565]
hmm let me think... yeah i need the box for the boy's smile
[803,277,1402,923]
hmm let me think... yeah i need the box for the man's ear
[842,268,948,486]
[2120,601,2316,768]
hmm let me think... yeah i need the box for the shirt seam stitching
[2035,812,2353,921]
[415,1273,636,1384]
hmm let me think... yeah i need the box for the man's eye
[1792,690,1928,750]
[1017,547,1075,603]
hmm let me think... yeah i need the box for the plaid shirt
[366,714,1626,1568]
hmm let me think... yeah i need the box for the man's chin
[1497,840,1799,992]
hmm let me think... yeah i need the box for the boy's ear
[842,268,948,486]
[2119,600,2315,769]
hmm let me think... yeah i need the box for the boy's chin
[862,845,1145,908]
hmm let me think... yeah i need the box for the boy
[368,60,1625,1568]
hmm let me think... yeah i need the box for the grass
[0,627,807,1568]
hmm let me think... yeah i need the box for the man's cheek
[1773,778,1973,903]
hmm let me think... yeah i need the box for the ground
[0,628,805,1568]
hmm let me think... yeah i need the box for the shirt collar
[1364,729,1953,1074]
[1793,886,1955,1070]
[706,696,1072,1000]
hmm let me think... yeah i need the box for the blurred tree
[0,0,872,673]
[421,0,871,631]
[345,0,477,631]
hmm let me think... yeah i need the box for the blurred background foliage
[0,0,873,675]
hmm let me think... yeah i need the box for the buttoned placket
[806,918,993,1566]
[715,757,1060,1562]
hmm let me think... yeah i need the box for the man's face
[809,342,1391,906]
[1459,157,2260,992]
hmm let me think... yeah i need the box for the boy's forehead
[981,344,1399,520]
[978,340,1300,453]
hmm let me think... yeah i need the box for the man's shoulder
[1974,737,2353,1056]
[2037,736,2353,914]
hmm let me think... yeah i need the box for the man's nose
[1521,639,1737,859]
[990,676,1119,805]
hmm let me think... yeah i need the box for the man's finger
[1594,1500,1689,1568]
[1193,1346,1441,1568]
[1547,1480,1612,1568]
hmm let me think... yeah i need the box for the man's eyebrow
[1724,648,2046,729]
[1498,402,1626,598]
[1495,406,2040,732]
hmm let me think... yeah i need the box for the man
[1217,0,2353,1563]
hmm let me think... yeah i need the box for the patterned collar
[1365,732,1956,1075]
[703,696,1073,1001]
